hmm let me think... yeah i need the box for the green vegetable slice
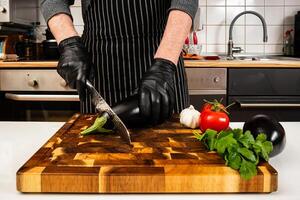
[81,116,113,135]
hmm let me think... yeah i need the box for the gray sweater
[41,0,199,25]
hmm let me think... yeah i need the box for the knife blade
[85,80,131,144]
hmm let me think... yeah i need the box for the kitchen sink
[220,54,300,61]
[236,55,300,61]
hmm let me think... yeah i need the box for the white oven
[186,68,227,110]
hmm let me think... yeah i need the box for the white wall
[36,0,300,55]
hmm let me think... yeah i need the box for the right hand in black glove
[139,58,176,125]
[58,36,91,100]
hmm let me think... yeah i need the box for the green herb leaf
[263,141,273,156]
[193,130,206,141]
[239,131,255,148]
[227,151,242,170]
[239,159,257,180]
[238,147,257,163]
[218,130,232,139]
[206,129,218,151]
[227,143,239,154]
[253,141,261,155]
[253,140,273,161]
[232,128,244,140]
[216,133,237,155]
[256,133,267,142]
[224,154,229,165]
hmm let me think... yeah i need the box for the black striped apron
[81,0,189,114]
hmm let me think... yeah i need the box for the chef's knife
[85,80,131,144]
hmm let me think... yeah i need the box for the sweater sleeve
[169,0,199,20]
[40,0,75,24]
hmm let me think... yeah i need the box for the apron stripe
[81,0,189,114]
[120,0,129,99]
[110,0,122,102]
[138,0,148,79]
[106,0,117,105]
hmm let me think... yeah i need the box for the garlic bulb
[180,105,200,129]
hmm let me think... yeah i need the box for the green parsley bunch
[194,128,273,180]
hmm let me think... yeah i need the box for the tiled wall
[198,0,300,54]
[36,0,300,55]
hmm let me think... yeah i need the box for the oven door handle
[238,102,300,108]
[5,93,80,102]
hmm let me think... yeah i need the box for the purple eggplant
[104,94,147,129]
[243,114,286,157]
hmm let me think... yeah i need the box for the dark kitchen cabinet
[228,68,300,121]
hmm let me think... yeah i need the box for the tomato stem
[203,99,235,115]
[225,102,236,109]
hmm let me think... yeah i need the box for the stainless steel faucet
[227,11,268,60]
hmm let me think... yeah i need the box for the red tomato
[199,111,230,132]
[201,103,212,114]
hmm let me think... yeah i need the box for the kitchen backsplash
[36,0,300,55]
[197,0,300,54]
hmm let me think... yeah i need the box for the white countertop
[0,121,299,200]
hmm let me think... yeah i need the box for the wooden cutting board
[17,114,277,193]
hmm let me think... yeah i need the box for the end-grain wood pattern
[17,114,278,193]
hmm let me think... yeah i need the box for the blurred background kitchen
[0,0,300,122]
[32,0,300,56]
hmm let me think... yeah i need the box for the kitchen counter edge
[0,60,300,68]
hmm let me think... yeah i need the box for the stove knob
[0,6,6,13]
[60,80,68,87]
[213,77,220,83]
[28,79,38,87]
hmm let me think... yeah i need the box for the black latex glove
[139,58,176,125]
[58,36,91,100]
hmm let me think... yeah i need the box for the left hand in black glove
[139,58,176,125]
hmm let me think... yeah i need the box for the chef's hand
[139,58,176,125]
[58,36,92,101]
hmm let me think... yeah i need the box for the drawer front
[0,69,75,91]
[186,68,227,90]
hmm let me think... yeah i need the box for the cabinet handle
[189,90,226,95]
[5,93,79,102]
